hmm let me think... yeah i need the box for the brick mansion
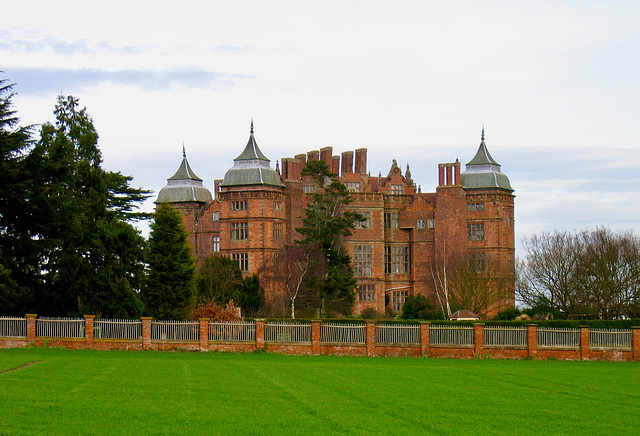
[156,124,515,316]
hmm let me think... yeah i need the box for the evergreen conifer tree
[296,160,362,316]
[143,205,195,320]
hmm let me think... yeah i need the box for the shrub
[494,307,522,320]
[191,301,242,322]
[360,307,381,320]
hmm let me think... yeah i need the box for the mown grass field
[0,348,638,435]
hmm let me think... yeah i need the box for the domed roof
[461,128,513,192]
[156,148,213,203]
[220,122,285,188]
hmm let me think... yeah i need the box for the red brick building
[156,124,515,316]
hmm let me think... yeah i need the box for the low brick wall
[1,317,639,363]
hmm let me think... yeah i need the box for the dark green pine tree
[296,160,363,316]
[0,75,37,315]
[143,205,195,320]
[29,95,149,317]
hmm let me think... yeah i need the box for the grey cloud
[6,67,254,95]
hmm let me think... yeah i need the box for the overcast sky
[2,0,640,256]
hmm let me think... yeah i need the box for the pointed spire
[182,143,186,158]
[481,125,485,141]
[250,118,254,134]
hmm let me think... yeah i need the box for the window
[392,290,409,312]
[507,214,514,228]
[232,253,249,271]
[468,223,485,241]
[355,211,371,229]
[391,184,404,195]
[231,222,248,241]
[273,222,283,241]
[468,203,484,212]
[302,185,315,194]
[353,245,373,277]
[417,219,426,229]
[231,200,247,211]
[358,284,376,302]
[384,212,399,229]
[212,236,220,252]
[468,252,486,273]
[384,245,410,274]
[345,182,360,192]
[427,219,435,229]
[273,201,282,211]
[212,211,220,220]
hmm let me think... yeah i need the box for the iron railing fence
[537,327,579,348]
[430,325,474,346]
[209,321,255,342]
[95,319,142,340]
[0,316,27,338]
[321,323,366,344]
[376,324,420,345]
[36,317,85,338]
[151,320,199,341]
[483,326,527,347]
[265,322,311,343]
[590,328,632,349]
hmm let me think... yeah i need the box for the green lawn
[0,348,638,435]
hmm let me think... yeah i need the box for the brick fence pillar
[580,325,590,361]
[526,324,538,359]
[26,314,37,345]
[420,322,430,357]
[255,319,266,352]
[632,327,640,361]
[366,321,377,357]
[473,323,484,356]
[199,318,209,352]
[84,315,95,349]
[311,320,321,355]
[141,317,152,350]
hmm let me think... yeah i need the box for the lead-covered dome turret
[156,148,213,203]
[220,121,285,188]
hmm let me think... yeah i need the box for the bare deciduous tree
[264,245,325,319]
[518,227,640,318]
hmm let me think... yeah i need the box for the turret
[156,147,213,204]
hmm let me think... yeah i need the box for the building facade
[156,125,515,316]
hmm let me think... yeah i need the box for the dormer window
[391,184,404,195]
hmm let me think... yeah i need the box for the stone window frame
[384,245,410,274]
[392,290,409,312]
[231,200,247,211]
[231,222,249,241]
[417,219,426,229]
[345,182,361,192]
[384,212,400,229]
[212,235,220,252]
[467,202,485,212]
[212,211,220,220]
[273,201,282,211]
[468,223,485,241]
[354,211,371,229]
[353,245,373,277]
[232,252,249,271]
[391,184,404,195]
[358,284,376,302]
[273,222,283,241]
